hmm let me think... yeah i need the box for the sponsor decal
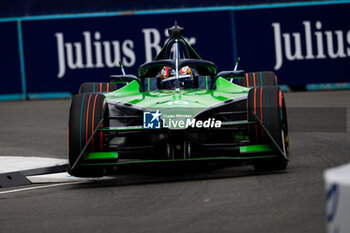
[272,20,350,70]
[55,29,196,78]
[143,110,221,129]
[143,110,162,129]
[165,117,222,128]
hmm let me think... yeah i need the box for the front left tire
[79,82,117,93]
[68,93,106,177]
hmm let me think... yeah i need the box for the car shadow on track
[70,163,287,189]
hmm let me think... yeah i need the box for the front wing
[70,119,284,173]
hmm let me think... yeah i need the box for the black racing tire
[79,82,117,93]
[68,93,107,177]
[238,71,278,87]
[247,86,289,171]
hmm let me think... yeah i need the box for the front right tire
[247,86,289,171]
[238,71,278,87]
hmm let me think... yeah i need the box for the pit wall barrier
[0,0,349,100]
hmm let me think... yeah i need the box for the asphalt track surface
[0,90,350,233]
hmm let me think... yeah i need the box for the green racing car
[68,23,289,177]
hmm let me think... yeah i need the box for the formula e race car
[68,23,289,177]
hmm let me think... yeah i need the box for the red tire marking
[254,88,258,142]
[91,94,98,152]
[260,88,264,141]
[100,83,102,92]
[253,73,256,86]
[275,75,278,85]
[254,88,257,114]
[279,90,282,108]
[85,94,92,144]
[246,73,249,87]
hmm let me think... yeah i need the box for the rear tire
[68,93,106,177]
[238,71,278,87]
[79,82,117,93]
[247,86,289,171]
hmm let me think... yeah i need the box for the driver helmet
[179,66,192,76]
[159,66,194,89]
[160,66,173,79]
[160,66,192,79]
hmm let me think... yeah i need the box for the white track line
[0,156,67,174]
[0,181,85,195]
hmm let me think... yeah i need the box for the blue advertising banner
[1,1,349,99]
[234,3,350,85]
[0,22,22,95]
[21,11,234,93]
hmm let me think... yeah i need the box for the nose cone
[144,90,213,129]
[146,89,212,108]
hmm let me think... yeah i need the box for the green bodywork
[105,77,248,108]
[79,73,279,165]
[104,77,250,129]
[80,76,273,164]
[85,152,119,160]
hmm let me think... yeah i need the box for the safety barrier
[0,0,349,100]
[324,163,350,233]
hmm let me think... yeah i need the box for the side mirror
[110,75,139,84]
[216,70,245,79]
[110,75,144,92]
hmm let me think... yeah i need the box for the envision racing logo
[143,110,222,129]
[143,110,162,129]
